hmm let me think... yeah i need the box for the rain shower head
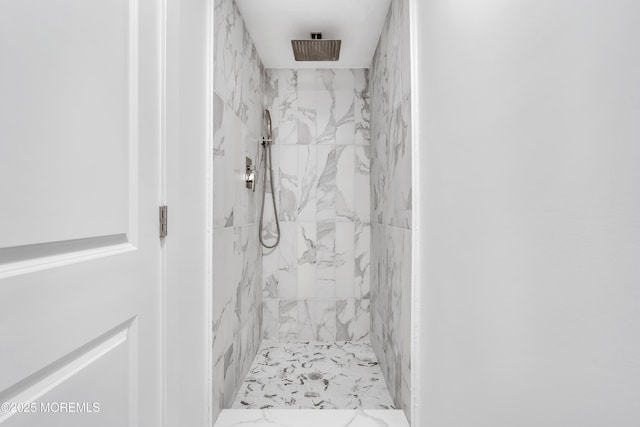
[291,33,341,62]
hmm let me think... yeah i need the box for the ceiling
[235,0,391,69]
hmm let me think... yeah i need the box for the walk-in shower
[259,109,280,248]
[212,0,412,424]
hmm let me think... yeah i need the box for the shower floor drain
[308,372,323,380]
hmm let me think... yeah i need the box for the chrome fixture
[245,157,255,191]
[259,110,280,248]
[291,33,341,61]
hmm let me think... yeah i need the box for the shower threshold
[232,340,395,410]
[215,409,410,426]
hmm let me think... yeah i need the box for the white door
[0,0,164,426]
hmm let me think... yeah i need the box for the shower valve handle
[245,157,256,192]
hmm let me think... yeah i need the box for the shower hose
[259,110,280,249]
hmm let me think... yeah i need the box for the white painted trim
[128,317,140,427]
[205,0,215,425]
[128,0,140,247]
[159,0,168,425]
[163,0,212,425]
[408,0,422,425]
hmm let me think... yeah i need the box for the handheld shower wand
[259,110,280,248]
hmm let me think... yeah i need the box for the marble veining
[212,0,265,422]
[232,341,395,410]
[262,69,371,342]
[213,0,412,423]
[215,409,410,427]
[370,0,412,421]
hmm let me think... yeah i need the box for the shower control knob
[245,157,256,192]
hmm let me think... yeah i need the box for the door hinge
[159,205,168,238]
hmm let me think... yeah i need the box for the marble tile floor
[215,409,410,427]
[232,340,395,410]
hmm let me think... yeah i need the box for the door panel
[0,0,163,425]
[0,0,133,248]
[2,321,132,426]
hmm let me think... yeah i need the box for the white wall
[413,0,640,426]
[164,0,211,426]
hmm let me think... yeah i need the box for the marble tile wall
[261,68,371,342]
[370,0,412,421]
[212,0,264,421]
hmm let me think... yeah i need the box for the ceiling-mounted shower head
[291,33,341,62]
